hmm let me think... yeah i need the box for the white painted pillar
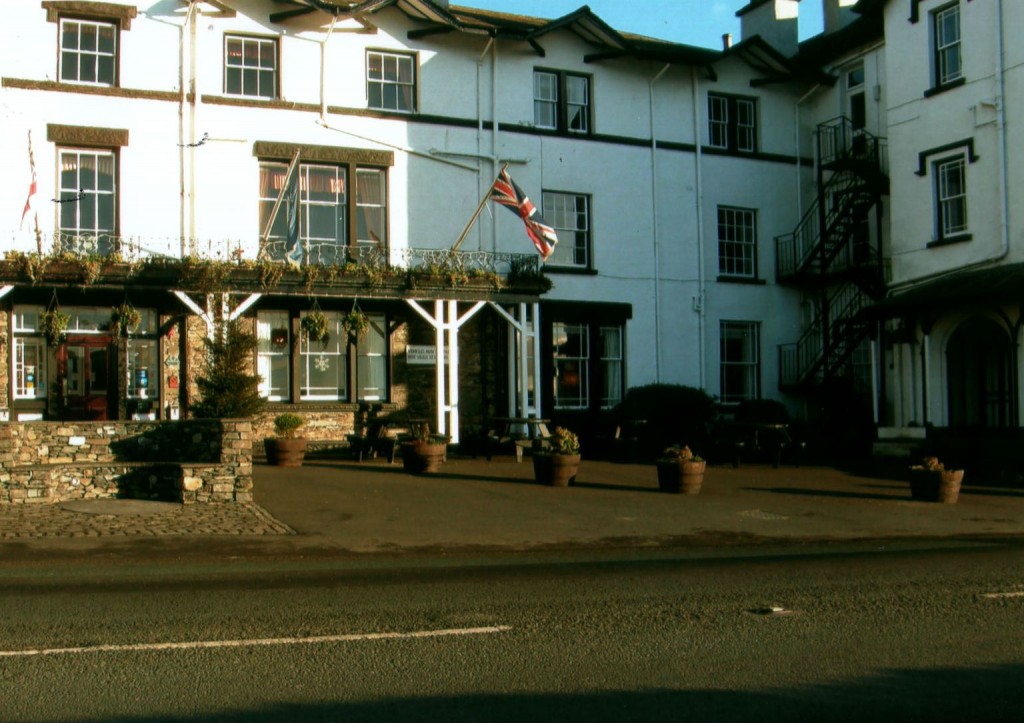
[447,300,459,442]
[435,299,446,437]
[531,301,542,417]
[518,303,529,419]
[922,333,931,426]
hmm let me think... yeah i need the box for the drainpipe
[320,13,339,121]
[691,67,707,389]
[794,84,821,222]
[491,39,499,253]
[649,63,670,383]
[178,1,197,256]
[477,37,494,252]
[188,4,198,252]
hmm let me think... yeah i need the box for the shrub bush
[616,385,717,461]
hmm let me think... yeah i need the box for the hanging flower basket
[109,302,142,338]
[301,310,330,345]
[40,309,70,346]
[342,308,370,343]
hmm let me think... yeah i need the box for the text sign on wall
[406,345,449,365]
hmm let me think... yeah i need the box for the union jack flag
[490,168,558,261]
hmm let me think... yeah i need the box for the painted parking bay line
[981,591,1024,600]
[0,625,512,659]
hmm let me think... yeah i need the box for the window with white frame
[59,18,117,85]
[259,162,388,265]
[933,3,962,88]
[720,321,760,404]
[58,149,116,256]
[257,311,291,401]
[13,309,46,400]
[708,93,757,153]
[126,338,159,400]
[717,206,757,278]
[935,155,967,239]
[356,314,387,401]
[224,35,277,99]
[543,191,590,268]
[367,51,416,112]
[533,70,590,134]
[600,326,623,410]
[553,322,589,409]
[300,311,347,400]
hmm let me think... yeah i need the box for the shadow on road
[62,663,1024,722]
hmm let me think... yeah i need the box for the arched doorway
[946,317,1014,428]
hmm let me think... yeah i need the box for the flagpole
[451,162,508,253]
[261,150,301,246]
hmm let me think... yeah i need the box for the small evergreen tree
[192,320,265,419]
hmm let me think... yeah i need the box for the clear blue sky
[457,1,825,50]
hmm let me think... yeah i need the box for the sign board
[406,345,450,365]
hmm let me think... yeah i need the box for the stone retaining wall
[0,419,253,505]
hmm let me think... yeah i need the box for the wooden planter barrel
[909,468,963,503]
[656,459,706,494]
[401,440,447,474]
[264,437,307,467]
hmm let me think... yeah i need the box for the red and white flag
[490,167,558,261]
[20,130,37,230]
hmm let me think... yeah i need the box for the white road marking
[982,591,1024,599]
[0,625,512,659]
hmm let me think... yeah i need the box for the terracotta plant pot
[401,440,447,474]
[656,459,706,494]
[264,437,307,467]
[532,453,580,487]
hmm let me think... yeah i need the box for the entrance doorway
[946,317,1013,428]
[60,335,115,420]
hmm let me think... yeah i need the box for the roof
[268,1,721,67]
[869,263,1024,319]
[796,3,883,68]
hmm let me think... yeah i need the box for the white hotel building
[0,0,1020,462]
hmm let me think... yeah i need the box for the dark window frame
[707,92,758,154]
[366,49,418,113]
[533,68,593,135]
[224,33,279,100]
[542,190,592,271]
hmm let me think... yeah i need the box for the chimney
[823,0,859,34]
[736,0,800,57]
[722,33,733,50]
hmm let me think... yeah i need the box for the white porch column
[435,299,446,438]
[518,303,529,419]
[531,301,542,417]
[447,300,459,442]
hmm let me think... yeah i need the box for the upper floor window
[717,206,757,279]
[543,191,590,269]
[534,70,591,134]
[720,321,760,404]
[225,35,277,99]
[933,4,962,88]
[58,148,116,256]
[708,93,757,153]
[934,155,967,240]
[259,161,388,266]
[367,51,416,112]
[60,19,117,85]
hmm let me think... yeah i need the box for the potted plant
[909,456,963,504]
[40,308,70,346]
[342,307,370,344]
[301,310,330,346]
[400,425,448,474]
[532,426,581,487]
[109,302,142,338]
[264,413,307,467]
[656,445,706,494]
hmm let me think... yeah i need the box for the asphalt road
[2,540,1024,722]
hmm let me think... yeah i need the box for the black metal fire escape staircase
[776,117,889,391]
